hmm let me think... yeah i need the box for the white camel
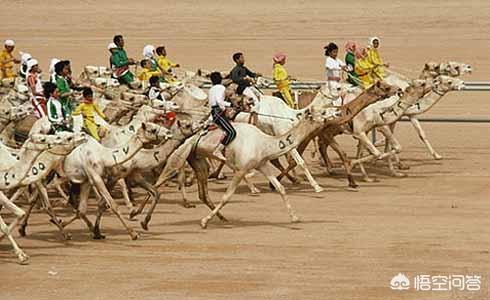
[61,122,172,240]
[350,76,465,181]
[0,132,84,264]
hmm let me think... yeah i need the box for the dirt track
[1,1,490,299]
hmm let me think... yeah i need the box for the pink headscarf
[355,47,367,60]
[273,52,286,64]
[345,41,357,54]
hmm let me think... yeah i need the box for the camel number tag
[279,134,294,150]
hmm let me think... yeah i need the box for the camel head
[136,105,168,123]
[84,66,113,79]
[444,62,472,76]
[404,79,430,97]
[0,105,31,121]
[150,99,180,112]
[27,132,87,152]
[368,80,401,99]
[432,75,465,93]
[93,77,120,88]
[42,132,88,155]
[302,106,341,124]
[137,122,173,145]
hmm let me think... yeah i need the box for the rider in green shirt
[54,61,74,115]
[110,35,136,86]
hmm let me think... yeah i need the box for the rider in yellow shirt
[367,37,389,80]
[272,52,295,108]
[355,47,375,89]
[156,46,180,83]
[0,40,20,80]
[72,87,106,141]
[138,59,163,82]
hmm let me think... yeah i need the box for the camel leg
[18,191,39,237]
[328,138,359,189]
[258,162,299,223]
[410,116,442,160]
[354,141,375,182]
[35,182,72,240]
[270,158,299,184]
[177,166,195,208]
[93,196,108,240]
[117,178,137,217]
[317,136,333,175]
[131,173,161,231]
[85,168,139,240]
[8,187,26,204]
[243,172,261,194]
[188,156,228,222]
[208,160,226,180]
[0,214,29,265]
[0,192,26,241]
[62,182,95,234]
[388,122,410,170]
[200,170,247,229]
[378,126,406,177]
[290,149,323,193]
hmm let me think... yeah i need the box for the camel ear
[424,63,430,70]
[141,123,147,130]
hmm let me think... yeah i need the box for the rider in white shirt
[324,42,348,106]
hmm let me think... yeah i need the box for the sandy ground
[1,0,490,299]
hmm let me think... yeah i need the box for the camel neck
[101,134,145,167]
[404,89,446,116]
[380,89,425,124]
[0,147,43,189]
[263,118,323,160]
[339,91,380,124]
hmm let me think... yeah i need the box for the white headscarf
[369,37,380,48]
[20,52,32,65]
[107,42,117,50]
[4,39,15,47]
[49,58,60,74]
[26,59,38,74]
[142,45,155,58]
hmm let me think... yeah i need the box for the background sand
[1,1,490,299]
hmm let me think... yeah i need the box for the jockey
[44,82,71,132]
[209,71,236,161]
[355,47,376,89]
[156,46,180,84]
[324,42,348,105]
[367,37,389,80]
[344,41,360,86]
[229,52,261,105]
[272,52,295,108]
[0,39,20,81]
[72,87,107,141]
[26,59,47,118]
[110,35,136,87]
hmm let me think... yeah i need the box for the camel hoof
[17,252,30,265]
[182,202,196,208]
[347,186,359,192]
[250,187,261,195]
[363,177,376,183]
[129,209,139,220]
[130,232,140,240]
[93,233,106,240]
[140,221,149,231]
[18,226,27,237]
[393,172,407,178]
[313,185,324,193]
[397,163,410,170]
[291,215,301,223]
[64,233,73,240]
[200,218,208,229]
[217,214,229,223]
[434,154,443,160]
